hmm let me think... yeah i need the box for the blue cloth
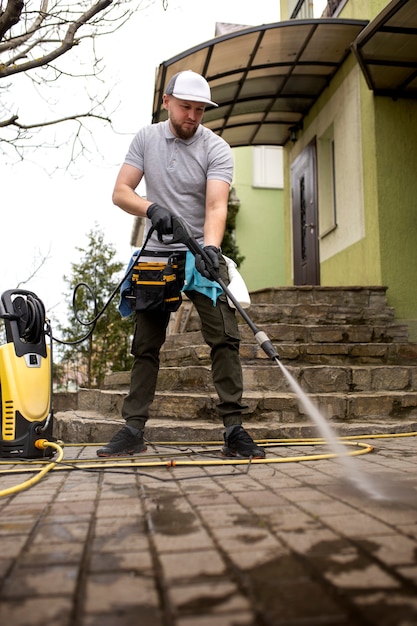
[118,250,222,319]
[183,251,222,305]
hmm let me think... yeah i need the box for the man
[97,70,265,459]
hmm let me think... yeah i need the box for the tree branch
[0,0,24,40]
[0,0,49,53]
[0,113,18,127]
[4,111,112,129]
[0,0,113,77]
[0,0,163,168]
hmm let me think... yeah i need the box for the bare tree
[0,0,165,164]
[16,244,51,288]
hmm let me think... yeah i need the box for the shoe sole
[96,445,147,458]
[221,447,265,460]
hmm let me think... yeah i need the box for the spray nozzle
[255,331,280,361]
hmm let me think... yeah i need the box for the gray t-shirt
[124,120,234,252]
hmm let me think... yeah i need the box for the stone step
[164,322,409,349]
[77,387,417,424]
[248,285,389,307]
[53,410,417,444]
[182,302,397,333]
[105,363,417,394]
[159,341,417,367]
[241,302,396,325]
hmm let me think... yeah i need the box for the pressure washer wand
[168,216,280,361]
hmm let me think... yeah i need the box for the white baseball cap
[165,70,218,108]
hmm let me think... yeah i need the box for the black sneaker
[96,426,147,457]
[221,425,265,459]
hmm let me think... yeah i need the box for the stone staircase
[54,286,417,443]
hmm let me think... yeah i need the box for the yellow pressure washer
[0,289,55,459]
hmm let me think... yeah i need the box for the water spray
[166,217,390,501]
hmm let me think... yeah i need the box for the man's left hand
[195,245,220,280]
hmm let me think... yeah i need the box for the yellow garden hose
[0,431,415,496]
[0,439,64,497]
[0,438,372,483]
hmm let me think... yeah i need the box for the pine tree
[222,187,245,268]
[57,224,133,389]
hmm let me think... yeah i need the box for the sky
[1,0,327,328]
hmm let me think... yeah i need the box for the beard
[170,118,198,140]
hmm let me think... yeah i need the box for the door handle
[303,223,315,233]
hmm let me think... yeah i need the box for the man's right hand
[146,204,173,237]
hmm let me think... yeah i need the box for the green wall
[339,0,388,20]
[319,67,382,287]
[232,147,286,292]
[375,97,417,322]
[282,148,294,285]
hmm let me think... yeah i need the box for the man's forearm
[112,185,152,217]
[204,205,227,247]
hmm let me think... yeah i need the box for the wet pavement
[0,431,417,626]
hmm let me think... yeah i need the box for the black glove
[146,203,173,238]
[195,245,220,280]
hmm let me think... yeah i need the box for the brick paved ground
[1,433,417,626]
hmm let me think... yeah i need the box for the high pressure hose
[51,226,157,347]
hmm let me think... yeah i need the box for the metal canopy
[351,0,417,98]
[152,19,367,147]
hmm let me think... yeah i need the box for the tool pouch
[131,251,186,312]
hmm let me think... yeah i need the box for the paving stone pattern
[1,434,417,625]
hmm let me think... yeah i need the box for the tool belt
[130,250,186,312]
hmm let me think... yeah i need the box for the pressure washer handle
[165,216,216,275]
[161,216,280,361]
[160,216,220,281]
[168,215,194,243]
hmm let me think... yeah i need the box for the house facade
[280,0,417,337]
